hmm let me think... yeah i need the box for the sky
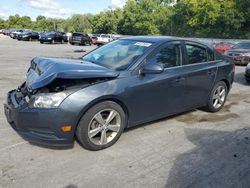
[0,0,126,20]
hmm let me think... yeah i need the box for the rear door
[183,42,218,107]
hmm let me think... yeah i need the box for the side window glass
[147,44,182,68]
[186,44,208,64]
[207,49,215,61]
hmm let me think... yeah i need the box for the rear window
[185,44,214,64]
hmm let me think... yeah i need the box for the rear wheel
[76,101,126,150]
[204,81,228,112]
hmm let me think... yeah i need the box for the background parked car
[96,34,114,46]
[214,42,234,54]
[245,63,250,83]
[10,29,30,39]
[61,32,69,43]
[91,34,100,45]
[226,42,250,65]
[39,31,65,44]
[17,31,39,41]
[70,32,92,45]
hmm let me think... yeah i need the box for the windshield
[233,42,250,49]
[82,39,152,70]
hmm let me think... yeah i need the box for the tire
[76,101,126,150]
[203,81,228,112]
[40,41,43,44]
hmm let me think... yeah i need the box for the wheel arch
[74,96,130,134]
[220,79,230,91]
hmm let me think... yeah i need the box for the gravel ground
[0,35,249,188]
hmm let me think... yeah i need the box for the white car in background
[96,34,115,46]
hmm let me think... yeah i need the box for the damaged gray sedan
[4,37,235,150]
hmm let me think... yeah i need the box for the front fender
[59,80,130,132]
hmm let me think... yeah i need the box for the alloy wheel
[88,109,121,145]
[212,85,226,109]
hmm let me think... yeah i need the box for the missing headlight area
[12,77,111,108]
[16,77,111,102]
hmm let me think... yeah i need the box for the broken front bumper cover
[4,90,75,148]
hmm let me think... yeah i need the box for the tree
[92,9,122,34]
[118,0,161,35]
[65,14,94,33]
[0,18,6,28]
[20,16,32,28]
[34,15,48,31]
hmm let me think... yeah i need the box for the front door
[128,41,188,125]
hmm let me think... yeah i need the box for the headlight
[22,35,28,37]
[47,37,52,40]
[29,92,67,108]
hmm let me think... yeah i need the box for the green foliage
[1,0,250,39]
[0,18,6,28]
[91,9,122,34]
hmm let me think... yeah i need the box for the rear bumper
[4,90,75,148]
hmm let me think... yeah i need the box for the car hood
[26,57,119,90]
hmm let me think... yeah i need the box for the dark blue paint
[4,37,235,148]
[27,57,119,89]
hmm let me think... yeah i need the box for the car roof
[121,36,212,48]
[122,36,176,43]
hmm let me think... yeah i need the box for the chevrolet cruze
[4,37,235,150]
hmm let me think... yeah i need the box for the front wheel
[204,81,228,112]
[76,101,126,150]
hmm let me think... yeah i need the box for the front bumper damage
[4,87,75,148]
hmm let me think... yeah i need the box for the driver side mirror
[140,64,164,75]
